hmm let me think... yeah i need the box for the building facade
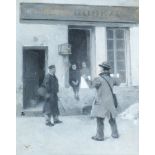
[16,0,139,114]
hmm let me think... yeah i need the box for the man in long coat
[43,65,62,126]
[84,62,120,141]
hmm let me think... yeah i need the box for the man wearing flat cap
[83,62,120,141]
[42,65,62,126]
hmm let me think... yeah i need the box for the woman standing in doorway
[80,61,90,77]
[69,64,81,100]
[80,61,90,88]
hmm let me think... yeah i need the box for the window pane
[109,61,114,73]
[107,29,113,39]
[119,71,126,83]
[117,60,125,71]
[116,29,124,39]
[116,40,125,50]
[107,50,114,61]
[117,51,125,60]
[107,40,114,50]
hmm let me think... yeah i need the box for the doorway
[68,28,91,72]
[23,47,47,109]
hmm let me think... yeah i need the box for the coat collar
[48,73,56,78]
[99,72,110,77]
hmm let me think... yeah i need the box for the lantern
[58,43,72,55]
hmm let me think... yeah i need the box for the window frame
[106,27,130,85]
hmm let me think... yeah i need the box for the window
[107,28,128,83]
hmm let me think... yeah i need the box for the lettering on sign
[20,3,139,23]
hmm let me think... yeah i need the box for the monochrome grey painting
[16,0,139,155]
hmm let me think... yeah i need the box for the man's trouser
[96,115,119,139]
[45,114,59,124]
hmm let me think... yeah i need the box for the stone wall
[19,86,139,116]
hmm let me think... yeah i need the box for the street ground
[16,114,138,155]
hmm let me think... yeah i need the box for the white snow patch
[119,103,139,125]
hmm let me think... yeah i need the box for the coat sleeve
[55,77,59,93]
[77,70,81,84]
[42,75,51,93]
[69,70,73,85]
[86,77,101,89]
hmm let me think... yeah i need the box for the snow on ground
[16,115,138,155]
[119,103,139,125]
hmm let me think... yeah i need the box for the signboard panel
[20,3,139,23]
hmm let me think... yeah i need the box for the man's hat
[48,65,55,69]
[99,62,111,69]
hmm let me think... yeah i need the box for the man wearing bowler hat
[42,65,62,126]
[83,62,120,141]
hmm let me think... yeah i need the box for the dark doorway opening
[23,47,47,109]
[68,29,90,70]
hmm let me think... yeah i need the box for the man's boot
[46,122,54,127]
[45,114,54,127]
[53,115,63,124]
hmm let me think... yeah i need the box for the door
[23,49,40,108]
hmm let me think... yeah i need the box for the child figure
[69,64,81,100]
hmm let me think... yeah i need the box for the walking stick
[58,98,66,112]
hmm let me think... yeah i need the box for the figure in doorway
[42,65,62,127]
[80,61,90,77]
[69,64,81,100]
[80,61,90,88]
[83,62,120,141]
